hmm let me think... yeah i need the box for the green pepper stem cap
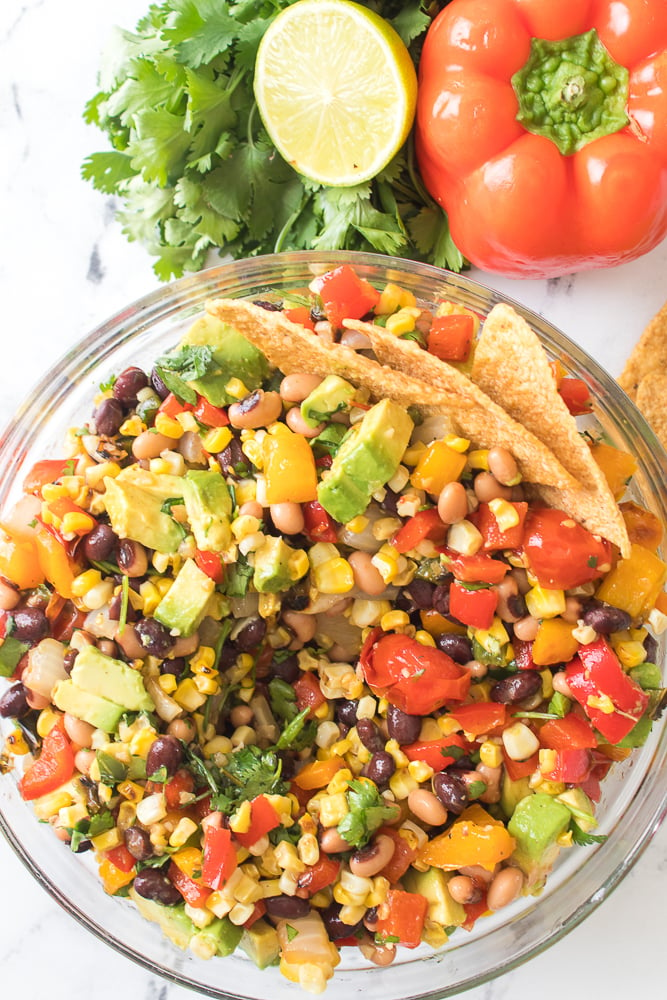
[512,29,629,156]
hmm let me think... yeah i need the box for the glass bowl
[1,251,666,1000]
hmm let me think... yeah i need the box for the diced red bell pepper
[462,894,489,930]
[393,508,447,554]
[194,548,225,584]
[441,548,509,584]
[539,714,598,751]
[296,855,341,896]
[378,826,419,884]
[540,748,592,784]
[502,749,539,781]
[374,889,428,949]
[169,860,212,908]
[193,395,230,428]
[105,844,137,873]
[402,734,467,772]
[158,393,194,418]
[23,459,75,494]
[469,502,528,552]
[565,638,649,744]
[449,580,498,630]
[293,670,327,718]
[558,377,593,416]
[202,826,238,890]
[513,639,537,671]
[163,768,196,810]
[234,795,282,849]
[302,501,339,543]
[243,900,267,928]
[310,265,381,330]
[18,724,75,801]
[427,313,475,363]
[283,306,316,332]
[448,702,507,738]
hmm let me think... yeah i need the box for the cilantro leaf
[337,779,400,848]
[154,343,216,403]
[0,637,30,678]
[184,743,287,815]
[570,821,608,846]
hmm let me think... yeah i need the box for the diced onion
[22,638,68,699]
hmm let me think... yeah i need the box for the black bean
[380,488,400,515]
[335,699,359,728]
[0,682,30,719]
[133,868,182,906]
[113,366,149,407]
[582,602,632,635]
[235,617,267,652]
[108,591,137,623]
[507,593,528,619]
[124,825,154,862]
[491,671,543,704]
[436,633,472,664]
[405,579,435,610]
[150,367,170,400]
[254,300,283,312]
[94,397,124,437]
[83,522,117,563]
[216,436,249,478]
[160,657,186,679]
[270,654,299,683]
[135,618,176,658]
[117,539,148,577]
[264,895,311,920]
[432,771,468,815]
[364,751,395,785]
[644,632,659,665]
[63,649,78,675]
[217,642,239,671]
[11,607,49,644]
[146,735,184,779]
[386,704,421,744]
[321,902,363,940]
[356,718,384,754]
[432,583,451,617]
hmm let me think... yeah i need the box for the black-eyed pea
[437,481,468,524]
[279,373,323,403]
[552,671,573,697]
[229,704,254,728]
[348,550,386,597]
[319,827,351,854]
[282,609,318,645]
[167,718,197,743]
[63,713,96,748]
[228,390,283,429]
[270,502,305,536]
[473,471,513,503]
[132,430,179,461]
[486,866,524,910]
[512,615,540,642]
[447,875,483,905]
[407,787,448,826]
[349,833,395,877]
[487,447,519,486]
[285,405,324,438]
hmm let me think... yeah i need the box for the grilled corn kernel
[615,640,648,668]
[447,519,483,556]
[91,827,122,853]
[488,497,520,532]
[173,678,207,712]
[71,569,102,597]
[380,609,410,632]
[32,790,73,821]
[313,557,355,594]
[479,740,503,769]
[158,673,178,695]
[349,598,392,628]
[190,646,217,672]
[319,792,349,827]
[371,544,400,584]
[128,728,158,758]
[298,833,320,867]
[136,793,167,826]
[119,415,146,437]
[154,413,184,438]
[5,729,30,755]
[326,768,353,795]
[169,817,199,848]
[385,739,409,768]
[117,780,145,803]
[386,306,421,335]
[502,722,540,761]
[571,622,598,645]
[525,585,566,619]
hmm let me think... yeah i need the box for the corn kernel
[298,832,320,867]
[313,557,355,594]
[414,629,437,647]
[158,673,178,695]
[380,609,410,632]
[91,827,122,853]
[85,461,122,489]
[447,519,483,556]
[32,789,73,821]
[169,817,199,848]
[371,544,400,584]
[479,740,503,769]
[467,449,489,470]
[229,800,252,834]
[437,714,463,736]
[326,768,353,795]
[36,709,62,738]
[206,892,234,919]
[407,760,434,783]
[71,569,102,597]
[571,622,598,645]
[376,282,417,315]
[154,413,184,439]
[128,727,158,758]
[525,585,566,619]
[119,415,146,437]
[615,640,647,669]
[204,735,233,757]
[173,678,207,712]
[349,598,392,628]
[502,722,540,761]
[225,377,248,399]
[389,769,418,800]
[488,497,520,532]
[5,729,30,755]
[386,306,421,335]
[385,739,409,768]
[587,693,616,714]
[319,792,349,827]
[61,511,96,536]
[538,749,558,774]
[117,780,145,803]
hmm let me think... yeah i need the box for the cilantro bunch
[82,0,464,280]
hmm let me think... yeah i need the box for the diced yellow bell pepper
[418,804,515,872]
[98,857,136,896]
[410,440,467,495]
[33,523,84,598]
[532,618,579,666]
[595,543,667,619]
[419,609,468,637]
[590,441,638,500]
[263,429,318,504]
[620,500,664,553]
[0,525,44,590]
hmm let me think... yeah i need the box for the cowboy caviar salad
[0,264,666,993]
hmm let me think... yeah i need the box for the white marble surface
[1,3,667,999]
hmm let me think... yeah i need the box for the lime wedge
[254,0,418,187]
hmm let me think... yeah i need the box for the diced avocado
[317,398,414,523]
[70,644,155,712]
[52,678,126,732]
[253,536,301,593]
[508,792,571,884]
[402,866,466,928]
[181,314,270,406]
[300,375,356,428]
[500,774,533,821]
[192,916,244,958]
[240,918,281,969]
[555,787,598,834]
[104,475,184,554]
[129,890,196,950]
[154,557,216,637]
[629,661,662,689]
[183,469,232,552]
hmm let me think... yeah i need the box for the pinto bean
[349,834,395,877]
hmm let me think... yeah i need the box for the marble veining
[2,3,667,1000]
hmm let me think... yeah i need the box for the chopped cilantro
[337,779,400,848]
[184,744,287,815]
[154,344,216,404]
[99,374,117,392]
[570,821,608,846]
[286,924,299,943]
[224,553,254,597]
[68,810,115,853]
[0,636,29,678]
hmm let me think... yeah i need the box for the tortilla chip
[345,318,578,491]
[619,301,667,401]
[636,370,667,451]
[472,303,629,556]
[206,298,455,427]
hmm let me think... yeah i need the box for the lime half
[254,0,418,187]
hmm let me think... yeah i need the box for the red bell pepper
[202,826,238,890]
[23,459,75,494]
[302,500,339,543]
[309,265,381,330]
[18,724,75,801]
[427,313,475,363]
[449,580,498,630]
[234,795,282,848]
[194,548,225,584]
[441,548,509,584]
[360,630,470,715]
[283,305,316,331]
[448,702,507,738]
[503,749,539,781]
[157,393,193,418]
[513,639,537,671]
[393,508,448,553]
[169,860,212,908]
[378,826,419,884]
[539,713,598,751]
[558,378,593,416]
[415,0,667,278]
[522,508,612,591]
[105,844,137,874]
[163,768,196,810]
[374,889,428,949]
[243,900,267,928]
[296,855,341,896]
[540,748,592,784]
[469,502,528,552]
[402,734,467,772]
[565,637,649,744]
[462,894,489,930]
[293,671,327,718]
[193,395,230,428]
